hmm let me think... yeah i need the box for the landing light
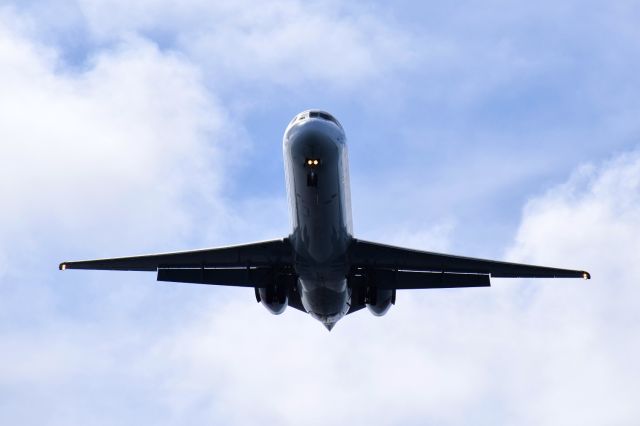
[61,263,67,271]
[313,160,319,165]
[583,272,589,280]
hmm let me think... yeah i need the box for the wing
[60,238,293,287]
[348,239,590,289]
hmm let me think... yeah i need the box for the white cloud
[10,0,415,90]
[0,10,243,259]
[500,151,640,424]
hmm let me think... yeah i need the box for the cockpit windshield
[309,111,342,128]
[288,110,343,129]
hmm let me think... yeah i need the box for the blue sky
[1,1,639,424]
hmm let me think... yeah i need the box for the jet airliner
[60,110,590,330]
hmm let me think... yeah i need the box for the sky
[1,1,639,424]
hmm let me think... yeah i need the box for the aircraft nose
[286,118,343,148]
[289,128,340,158]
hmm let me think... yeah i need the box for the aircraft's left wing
[348,239,590,288]
[60,238,292,271]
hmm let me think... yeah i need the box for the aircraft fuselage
[283,111,353,329]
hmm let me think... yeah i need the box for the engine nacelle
[365,287,396,316]
[255,285,288,315]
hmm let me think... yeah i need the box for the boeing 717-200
[60,110,590,330]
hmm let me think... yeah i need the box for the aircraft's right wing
[348,239,590,289]
[60,238,292,272]
[60,238,294,288]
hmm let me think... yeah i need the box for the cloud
[0,11,248,406]
[485,151,640,424]
[9,0,415,91]
[0,9,249,258]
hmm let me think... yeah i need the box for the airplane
[60,109,590,330]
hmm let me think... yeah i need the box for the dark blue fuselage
[283,111,353,329]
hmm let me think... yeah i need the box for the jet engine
[365,287,396,316]
[255,285,288,315]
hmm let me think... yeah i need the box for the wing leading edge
[59,238,293,273]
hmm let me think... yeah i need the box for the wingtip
[59,263,67,271]
[582,271,591,280]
